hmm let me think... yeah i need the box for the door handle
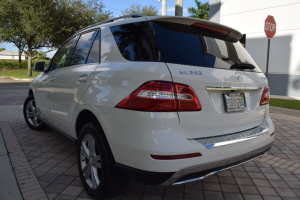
[78,75,88,83]
[49,76,55,82]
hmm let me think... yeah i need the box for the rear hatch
[147,17,267,139]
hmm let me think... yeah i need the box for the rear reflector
[150,153,202,160]
[270,132,275,137]
[116,81,201,111]
[191,23,229,35]
[260,86,270,106]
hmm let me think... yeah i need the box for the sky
[0,0,208,58]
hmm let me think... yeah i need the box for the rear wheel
[77,121,128,199]
[23,95,46,131]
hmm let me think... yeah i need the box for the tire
[23,95,46,131]
[77,121,128,200]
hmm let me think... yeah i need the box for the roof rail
[77,14,146,33]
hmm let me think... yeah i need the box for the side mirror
[33,62,45,72]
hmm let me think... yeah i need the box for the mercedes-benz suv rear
[24,15,275,200]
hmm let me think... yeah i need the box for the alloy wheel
[25,99,42,127]
[80,133,102,189]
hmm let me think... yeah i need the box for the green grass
[0,69,41,79]
[270,98,300,111]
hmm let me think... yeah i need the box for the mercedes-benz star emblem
[235,72,243,82]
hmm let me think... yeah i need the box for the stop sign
[265,15,276,39]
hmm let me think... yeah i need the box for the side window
[50,37,76,70]
[110,22,162,61]
[86,31,100,64]
[69,31,97,66]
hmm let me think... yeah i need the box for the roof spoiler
[146,16,243,43]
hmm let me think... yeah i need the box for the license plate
[223,93,246,112]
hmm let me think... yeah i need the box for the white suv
[24,15,275,199]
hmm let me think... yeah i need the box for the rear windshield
[111,21,261,72]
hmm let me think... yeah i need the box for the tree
[0,48,5,51]
[0,0,112,77]
[7,36,26,67]
[0,0,26,66]
[32,51,50,60]
[121,3,158,16]
[188,0,209,20]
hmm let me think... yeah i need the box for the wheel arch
[74,107,122,166]
[75,109,103,138]
[29,89,33,96]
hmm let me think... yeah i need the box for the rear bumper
[162,142,272,186]
[115,142,272,186]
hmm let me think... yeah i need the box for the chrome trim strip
[206,86,262,91]
[173,153,263,185]
[160,143,272,186]
[195,127,270,148]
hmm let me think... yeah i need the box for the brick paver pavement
[2,114,300,200]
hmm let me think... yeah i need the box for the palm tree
[188,0,209,20]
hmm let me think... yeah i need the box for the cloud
[167,7,175,12]
[46,50,57,58]
[0,43,6,48]
[166,7,188,13]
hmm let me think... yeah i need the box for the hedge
[0,59,49,69]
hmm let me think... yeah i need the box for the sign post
[264,15,276,78]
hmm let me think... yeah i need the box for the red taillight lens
[116,81,201,112]
[175,84,201,111]
[191,23,229,35]
[260,86,270,105]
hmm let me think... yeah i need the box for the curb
[270,106,300,120]
[0,76,33,82]
[0,122,48,200]
[271,95,300,101]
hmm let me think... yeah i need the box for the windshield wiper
[230,62,256,69]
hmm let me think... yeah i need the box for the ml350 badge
[179,71,202,75]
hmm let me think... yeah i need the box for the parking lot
[1,79,300,200]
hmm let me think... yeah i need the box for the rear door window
[69,31,97,66]
[86,31,100,64]
[110,22,162,62]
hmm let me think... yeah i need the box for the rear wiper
[221,57,230,61]
[230,62,256,69]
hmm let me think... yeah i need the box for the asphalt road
[0,79,30,105]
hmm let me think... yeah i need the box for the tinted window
[149,21,215,68]
[110,22,162,61]
[149,21,260,72]
[69,31,97,66]
[50,37,76,70]
[86,31,100,64]
[203,37,260,71]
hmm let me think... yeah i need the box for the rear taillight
[116,81,201,112]
[260,86,270,105]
